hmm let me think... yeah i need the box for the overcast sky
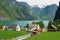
[16,0,59,8]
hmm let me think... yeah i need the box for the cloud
[16,0,59,8]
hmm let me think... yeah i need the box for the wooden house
[47,24,57,31]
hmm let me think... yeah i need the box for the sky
[16,0,59,8]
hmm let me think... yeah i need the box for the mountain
[18,2,39,20]
[32,4,58,21]
[32,5,41,18]
[54,2,60,21]
[0,0,58,21]
[41,4,58,21]
[0,0,39,21]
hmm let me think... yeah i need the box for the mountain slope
[0,0,39,21]
[32,5,41,17]
[0,0,58,21]
[41,4,58,20]
[32,4,58,21]
[54,2,60,21]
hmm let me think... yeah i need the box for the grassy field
[24,32,60,40]
[0,30,28,40]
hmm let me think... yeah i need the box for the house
[47,24,58,31]
[2,24,16,31]
[20,27,28,31]
[16,25,21,31]
[8,24,17,31]
[2,24,21,31]
[29,24,42,34]
[2,25,8,31]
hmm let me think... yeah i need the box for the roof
[9,24,17,28]
[51,25,57,30]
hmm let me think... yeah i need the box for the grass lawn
[24,32,60,40]
[0,30,28,40]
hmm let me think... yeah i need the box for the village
[0,21,60,40]
[0,21,60,33]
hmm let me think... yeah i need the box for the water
[0,20,49,27]
[0,20,39,26]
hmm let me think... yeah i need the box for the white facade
[16,25,21,31]
[2,25,6,30]
[25,28,28,31]
[29,24,41,31]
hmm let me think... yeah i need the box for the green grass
[24,32,60,40]
[0,30,28,40]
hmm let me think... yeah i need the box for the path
[12,33,31,40]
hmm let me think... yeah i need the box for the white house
[16,25,21,31]
[29,24,41,32]
[2,25,6,30]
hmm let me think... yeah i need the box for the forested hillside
[0,0,39,21]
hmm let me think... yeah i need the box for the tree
[38,21,44,29]
[48,21,53,25]
[35,21,44,29]
[53,20,60,27]
[32,22,36,24]
[25,23,29,28]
